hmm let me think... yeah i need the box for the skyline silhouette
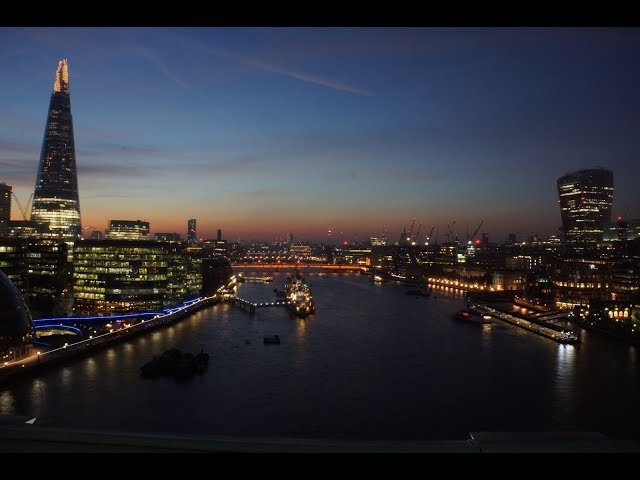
[1,27,639,242]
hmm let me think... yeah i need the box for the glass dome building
[0,269,34,363]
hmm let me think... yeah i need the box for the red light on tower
[475,239,481,245]
[618,216,623,221]
[343,240,348,246]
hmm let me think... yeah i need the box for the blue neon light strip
[33,296,208,324]
[33,297,204,324]
[34,312,160,323]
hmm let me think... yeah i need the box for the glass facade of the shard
[31,59,81,248]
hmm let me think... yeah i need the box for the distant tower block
[0,183,11,237]
[188,219,197,245]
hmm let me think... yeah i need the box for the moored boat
[452,309,492,324]
[140,347,209,378]
[406,289,430,297]
[285,269,315,317]
[264,335,280,345]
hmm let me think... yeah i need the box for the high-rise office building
[557,168,614,245]
[106,220,150,240]
[0,183,11,237]
[202,257,232,296]
[603,219,640,242]
[30,59,82,247]
[74,240,172,314]
[155,232,181,242]
[0,238,69,317]
[188,219,197,245]
[8,221,37,239]
[217,229,222,242]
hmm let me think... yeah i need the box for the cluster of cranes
[401,217,485,246]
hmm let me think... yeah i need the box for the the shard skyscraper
[31,59,82,246]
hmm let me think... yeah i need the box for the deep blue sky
[1,27,638,243]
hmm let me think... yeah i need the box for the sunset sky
[1,27,639,243]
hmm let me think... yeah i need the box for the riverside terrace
[0,295,220,385]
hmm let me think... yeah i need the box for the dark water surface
[1,271,638,441]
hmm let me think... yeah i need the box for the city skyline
[1,28,639,242]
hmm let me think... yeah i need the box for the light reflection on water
[83,357,97,377]
[552,344,576,423]
[556,344,577,384]
[480,323,493,350]
[30,379,46,413]
[1,272,639,440]
[293,318,308,367]
[0,390,14,415]
[59,367,72,388]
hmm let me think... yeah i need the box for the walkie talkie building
[557,168,613,245]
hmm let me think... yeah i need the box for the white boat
[285,270,315,317]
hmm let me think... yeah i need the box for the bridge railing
[232,263,362,271]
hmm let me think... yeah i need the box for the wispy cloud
[0,118,45,138]
[0,48,30,64]
[78,143,177,159]
[161,155,264,176]
[132,44,192,91]
[0,138,39,154]
[78,162,149,178]
[204,155,262,174]
[83,193,143,199]
[246,59,374,97]
[78,151,266,179]
[115,30,203,99]
[388,171,444,181]
[0,158,37,170]
[0,139,39,186]
[240,187,295,198]
[169,33,373,97]
[0,160,37,189]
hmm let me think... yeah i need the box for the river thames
[1,271,638,441]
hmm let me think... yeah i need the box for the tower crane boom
[408,217,416,239]
[426,225,436,244]
[446,220,456,243]
[414,223,422,244]
[471,219,484,241]
[11,192,32,222]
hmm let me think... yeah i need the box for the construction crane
[470,219,484,243]
[11,192,33,222]
[425,225,436,245]
[408,217,416,240]
[413,223,422,245]
[446,220,456,244]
